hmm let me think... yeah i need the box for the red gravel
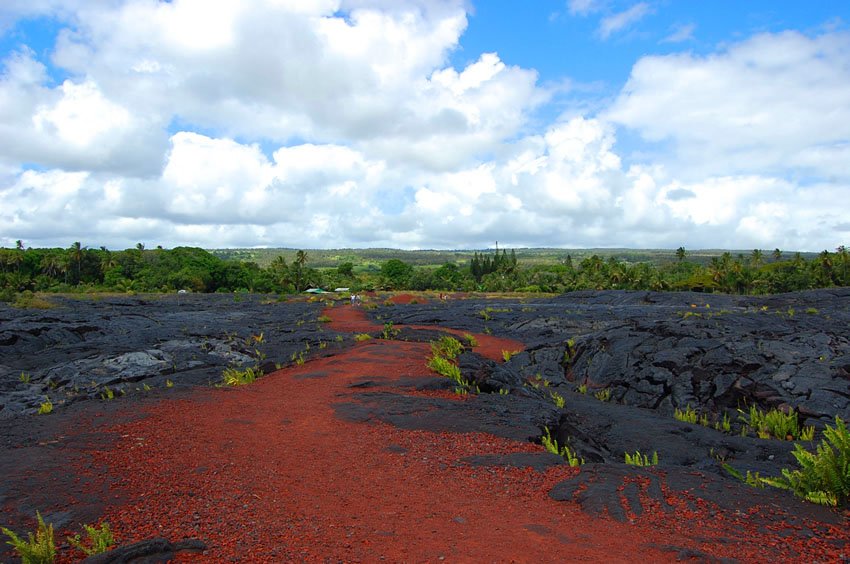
[68,305,850,562]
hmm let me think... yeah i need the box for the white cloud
[598,2,651,39]
[605,30,850,182]
[0,4,849,252]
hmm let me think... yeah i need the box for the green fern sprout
[550,392,565,409]
[625,450,659,467]
[541,428,583,467]
[593,388,611,402]
[37,397,53,415]
[462,333,478,347]
[430,336,464,360]
[2,511,56,563]
[575,384,587,395]
[67,522,115,556]
[674,404,698,424]
[501,349,520,362]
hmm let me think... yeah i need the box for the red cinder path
[70,304,848,562]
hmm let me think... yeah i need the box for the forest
[0,242,847,301]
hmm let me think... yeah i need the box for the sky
[0,1,848,251]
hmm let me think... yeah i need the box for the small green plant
[354,333,372,342]
[462,333,478,347]
[100,387,114,401]
[563,338,576,363]
[430,336,464,360]
[715,412,732,433]
[541,428,583,467]
[426,355,462,382]
[575,384,587,395]
[738,405,814,441]
[19,372,31,384]
[593,388,611,402]
[501,349,520,362]
[625,450,658,467]
[805,307,819,315]
[550,391,565,409]
[380,322,400,340]
[335,334,344,342]
[317,315,332,323]
[141,383,151,392]
[2,511,56,563]
[67,522,115,556]
[165,379,174,388]
[482,326,492,335]
[498,389,509,395]
[478,309,492,321]
[319,341,327,349]
[760,417,850,506]
[222,365,262,386]
[37,397,53,415]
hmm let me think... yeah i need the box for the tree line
[0,242,848,301]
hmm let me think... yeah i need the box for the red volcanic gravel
[65,305,850,562]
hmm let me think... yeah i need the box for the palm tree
[751,249,763,268]
[772,248,782,262]
[295,250,308,267]
[675,246,686,262]
[68,242,83,284]
[40,253,65,278]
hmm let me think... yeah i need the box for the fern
[761,417,850,506]
[2,511,56,563]
[541,428,583,467]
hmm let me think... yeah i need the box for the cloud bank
[0,1,848,251]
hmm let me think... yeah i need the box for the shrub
[2,511,56,563]
[761,417,850,506]
[430,336,464,360]
[625,450,658,467]
[67,522,115,556]
[380,322,400,340]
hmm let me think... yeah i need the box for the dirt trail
[75,305,689,562]
[21,304,843,561]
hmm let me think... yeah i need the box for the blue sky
[0,1,848,251]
